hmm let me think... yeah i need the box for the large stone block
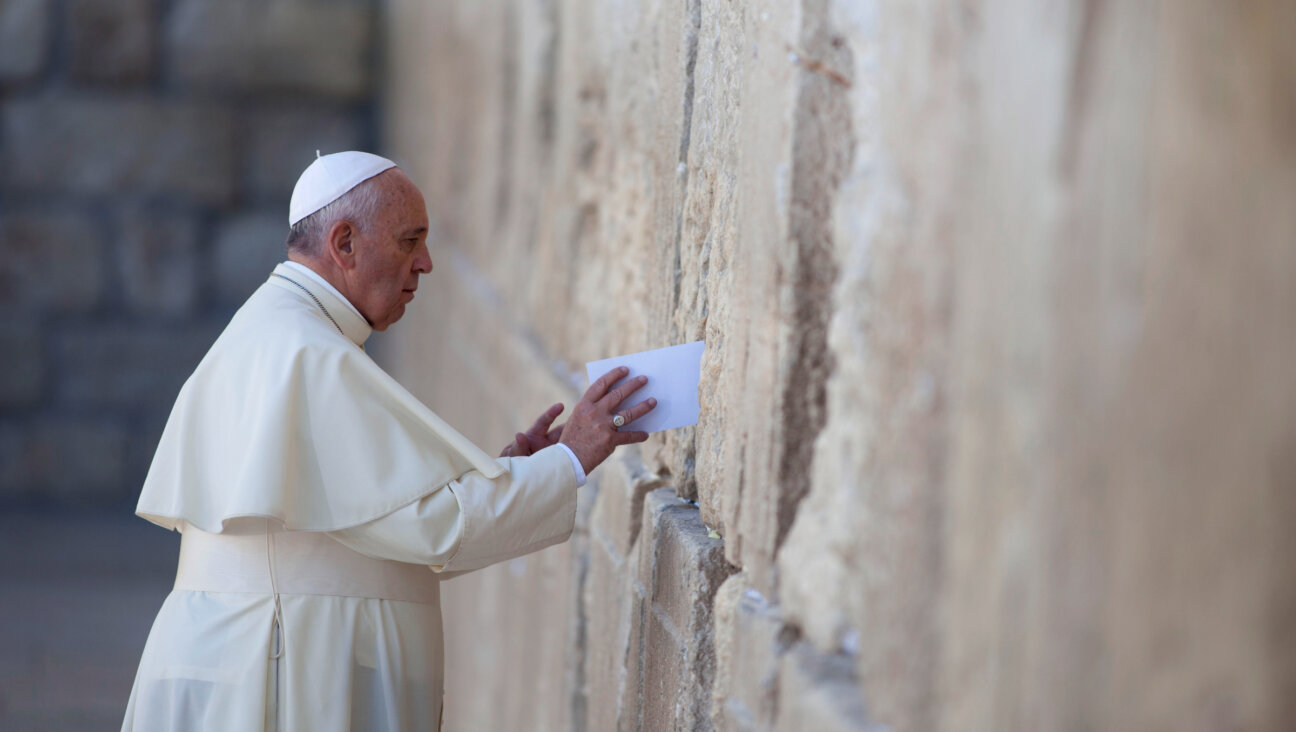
[1,95,235,204]
[0,0,49,84]
[0,320,43,408]
[56,325,219,409]
[66,0,155,83]
[212,211,287,304]
[166,0,374,99]
[635,487,733,730]
[645,490,731,637]
[0,211,104,313]
[776,3,951,729]
[118,208,200,316]
[0,417,129,503]
[245,106,364,201]
[708,0,855,598]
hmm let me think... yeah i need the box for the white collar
[281,260,366,322]
[270,263,372,347]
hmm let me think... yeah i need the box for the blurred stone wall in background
[381,1,1296,731]
[0,0,380,507]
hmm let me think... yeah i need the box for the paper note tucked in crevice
[585,340,705,433]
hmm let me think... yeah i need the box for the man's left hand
[500,402,566,457]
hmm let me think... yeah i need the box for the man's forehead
[377,172,427,217]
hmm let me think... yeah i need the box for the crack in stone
[775,0,856,551]
[669,0,703,315]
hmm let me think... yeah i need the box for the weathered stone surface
[773,644,876,732]
[66,0,155,83]
[0,0,49,84]
[0,418,129,503]
[582,506,642,732]
[118,208,200,316]
[579,439,667,732]
[0,211,104,312]
[712,572,786,732]
[245,106,363,201]
[778,2,1296,731]
[1,94,235,204]
[674,0,745,509]
[212,211,287,304]
[643,489,731,641]
[383,0,1296,730]
[619,590,648,732]
[777,2,953,728]
[56,325,218,409]
[439,534,579,731]
[636,487,733,731]
[588,449,668,559]
[166,0,374,99]
[0,320,43,408]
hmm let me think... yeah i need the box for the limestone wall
[0,0,380,505]
[381,1,1296,730]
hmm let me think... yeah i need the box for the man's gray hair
[285,175,386,255]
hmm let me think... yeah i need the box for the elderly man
[121,152,654,730]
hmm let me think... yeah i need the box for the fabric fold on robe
[136,263,505,533]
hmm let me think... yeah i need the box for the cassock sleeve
[328,444,579,573]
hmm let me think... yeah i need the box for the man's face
[348,170,433,331]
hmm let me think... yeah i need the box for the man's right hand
[559,366,657,474]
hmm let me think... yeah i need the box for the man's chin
[375,305,407,331]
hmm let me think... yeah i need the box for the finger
[546,423,565,442]
[583,366,630,403]
[515,432,534,455]
[614,430,650,445]
[619,397,657,425]
[529,402,565,435]
[598,374,648,409]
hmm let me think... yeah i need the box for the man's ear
[326,220,357,270]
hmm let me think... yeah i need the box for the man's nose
[414,242,433,274]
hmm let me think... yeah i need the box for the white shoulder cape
[137,264,505,533]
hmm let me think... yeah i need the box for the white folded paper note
[585,340,705,433]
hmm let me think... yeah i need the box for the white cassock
[122,262,580,731]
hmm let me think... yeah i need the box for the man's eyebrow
[402,226,428,237]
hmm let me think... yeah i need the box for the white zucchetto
[289,151,397,226]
